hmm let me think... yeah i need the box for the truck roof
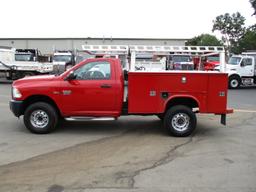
[242,52,256,55]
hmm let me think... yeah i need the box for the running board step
[65,117,116,121]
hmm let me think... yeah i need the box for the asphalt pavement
[0,83,255,192]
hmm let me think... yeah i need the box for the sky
[0,0,255,39]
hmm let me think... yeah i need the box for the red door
[60,60,118,116]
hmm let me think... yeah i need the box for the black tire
[164,105,196,137]
[24,102,58,134]
[229,76,241,89]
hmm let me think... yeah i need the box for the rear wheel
[24,102,58,134]
[164,105,196,137]
[229,76,241,89]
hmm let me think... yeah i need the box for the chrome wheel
[230,79,239,88]
[30,110,49,129]
[171,113,190,132]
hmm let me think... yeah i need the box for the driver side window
[74,61,111,80]
[241,58,252,66]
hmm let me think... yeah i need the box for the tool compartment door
[207,73,228,113]
[128,73,158,113]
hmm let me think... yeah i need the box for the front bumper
[9,100,24,117]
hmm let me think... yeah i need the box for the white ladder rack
[128,45,224,53]
[82,45,224,53]
[82,45,129,54]
[81,45,226,72]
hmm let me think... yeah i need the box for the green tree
[250,0,256,15]
[212,12,246,52]
[186,34,223,46]
[235,26,256,53]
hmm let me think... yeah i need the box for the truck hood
[206,61,219,65]
[13,75,56,86]
[226,64,239,71]
[214,64,238,72]
[21,74,56,80]
[204,61,220,70]
[226,63,238,67]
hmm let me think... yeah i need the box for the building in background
[0,37,187,54]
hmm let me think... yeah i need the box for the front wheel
[229,76,241,89]
[24,102,58,134]
[164,105,196,137]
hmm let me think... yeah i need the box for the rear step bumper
[220,109,233,125]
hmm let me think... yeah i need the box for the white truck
[0,47,53,80]
[52,51,75,73]
[225,52,256,89]
[52,50,97,74]
[168,54,194,70]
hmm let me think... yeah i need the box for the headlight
[12,87,22,99]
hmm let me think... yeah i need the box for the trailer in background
[0,47,53,80]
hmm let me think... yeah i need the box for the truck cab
[52,51,75,72]
[15,51,34,62]
[169,54,194,70]
[203,55,220,71]
[15,49,50,62]
[226,55,256,88]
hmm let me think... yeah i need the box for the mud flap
[221,114,226,125]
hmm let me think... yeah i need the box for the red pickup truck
[10,58,232,137]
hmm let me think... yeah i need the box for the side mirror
[241,61,245,67]
[65,71,76,81]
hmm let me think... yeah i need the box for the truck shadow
[55,116,219,138]
[56,116,167,136]
[193,123,223,138]
[231,85,256,90]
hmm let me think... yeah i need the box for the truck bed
[0,61,53,73]
[128,71,228,114]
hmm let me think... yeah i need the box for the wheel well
[229,74,241,81]
[22,95,61,116]
[165,97,199,112]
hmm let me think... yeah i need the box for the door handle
[100,84,112,88]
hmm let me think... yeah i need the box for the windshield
[172,55,192,63]
[207,56,219,62]
[15,54,33,61]
[53,55,72,63]
[228,57,241,65]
